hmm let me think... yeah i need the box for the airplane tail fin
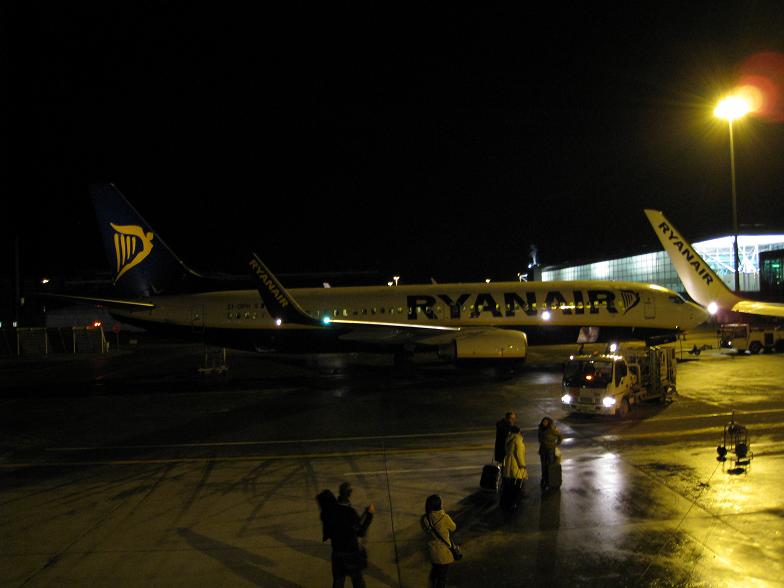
[644,209,741,312]
[247,252,322,327]
[91,183,202,297]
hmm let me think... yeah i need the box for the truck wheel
[616,398,630,419]
[749,341,762,355]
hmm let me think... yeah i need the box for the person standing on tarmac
[421,494,457,588]
[500,425,527,511]
[329,482,375,588]
[538,417,563,491]
[494,411,517,463]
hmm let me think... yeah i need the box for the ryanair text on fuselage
[406,289,640,320]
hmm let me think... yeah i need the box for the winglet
[247,253,322,326]
[644,209,741,313]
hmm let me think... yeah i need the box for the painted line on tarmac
[45,429,500,452]
[593,420,784,442]
[0,444,494,469]
[649,407,784,422]
[343,465,479,476]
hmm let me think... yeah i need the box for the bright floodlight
[714,96,750,121]
[707,302,719,315]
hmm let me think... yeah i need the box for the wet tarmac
[1,337,783,587]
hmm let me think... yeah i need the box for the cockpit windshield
[563,359,614,388]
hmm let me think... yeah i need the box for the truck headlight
[602,396,616,407]
[561,393,573,404]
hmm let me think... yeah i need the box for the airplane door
[643,294,655,319]
[191,305,205,333]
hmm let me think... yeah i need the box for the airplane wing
[732,300,784,318]
[247,252,460,333]
[36,293,156,310]
[644,209,784,318]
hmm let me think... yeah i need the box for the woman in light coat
[421,494,457,588]
[501,425,527,511]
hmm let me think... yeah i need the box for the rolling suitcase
[480,463,501,491]
[546,462,562,490]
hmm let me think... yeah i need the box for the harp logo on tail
[111,223,154,283]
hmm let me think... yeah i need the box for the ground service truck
[719,323,784,354]
[561,346,677,418]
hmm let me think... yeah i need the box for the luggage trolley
[716,412,753,470]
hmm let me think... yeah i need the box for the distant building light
[41,278,50,285]
[275,318,282,327]
[485,278,491,284]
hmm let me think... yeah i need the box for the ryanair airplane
[63,185,707,362]
[645,209,784,319]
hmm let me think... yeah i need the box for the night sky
[9,4,784,285]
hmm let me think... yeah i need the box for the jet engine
[439,329,527,360]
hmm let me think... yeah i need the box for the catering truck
[561,345,676,418]
[719,323,784,354]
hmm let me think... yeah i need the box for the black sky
[8,4,784,284]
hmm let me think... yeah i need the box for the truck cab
[561,346,676,418]
[720,323,784,354]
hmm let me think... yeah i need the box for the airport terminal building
[541,234,784,300]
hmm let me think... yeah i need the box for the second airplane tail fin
[644,209,741,312]
[91,183,202,297]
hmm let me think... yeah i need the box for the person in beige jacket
[421,494,457,588]
[500,425,527,511]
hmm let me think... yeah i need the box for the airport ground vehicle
[561,345,676,418]
[719,323,784,354]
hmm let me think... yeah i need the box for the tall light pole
[714,95,749,293]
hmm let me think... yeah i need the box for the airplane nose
[688,301,710,329]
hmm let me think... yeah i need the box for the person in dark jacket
[538,417,563,490]
[329,482,375,588]
[494,411,517,463]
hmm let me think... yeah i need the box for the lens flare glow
[739,51,784,122]
[714,96,750,121]
[707,302,719,315]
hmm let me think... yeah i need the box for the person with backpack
[421,494,458,588]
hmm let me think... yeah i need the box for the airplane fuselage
[110,280,706,351]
